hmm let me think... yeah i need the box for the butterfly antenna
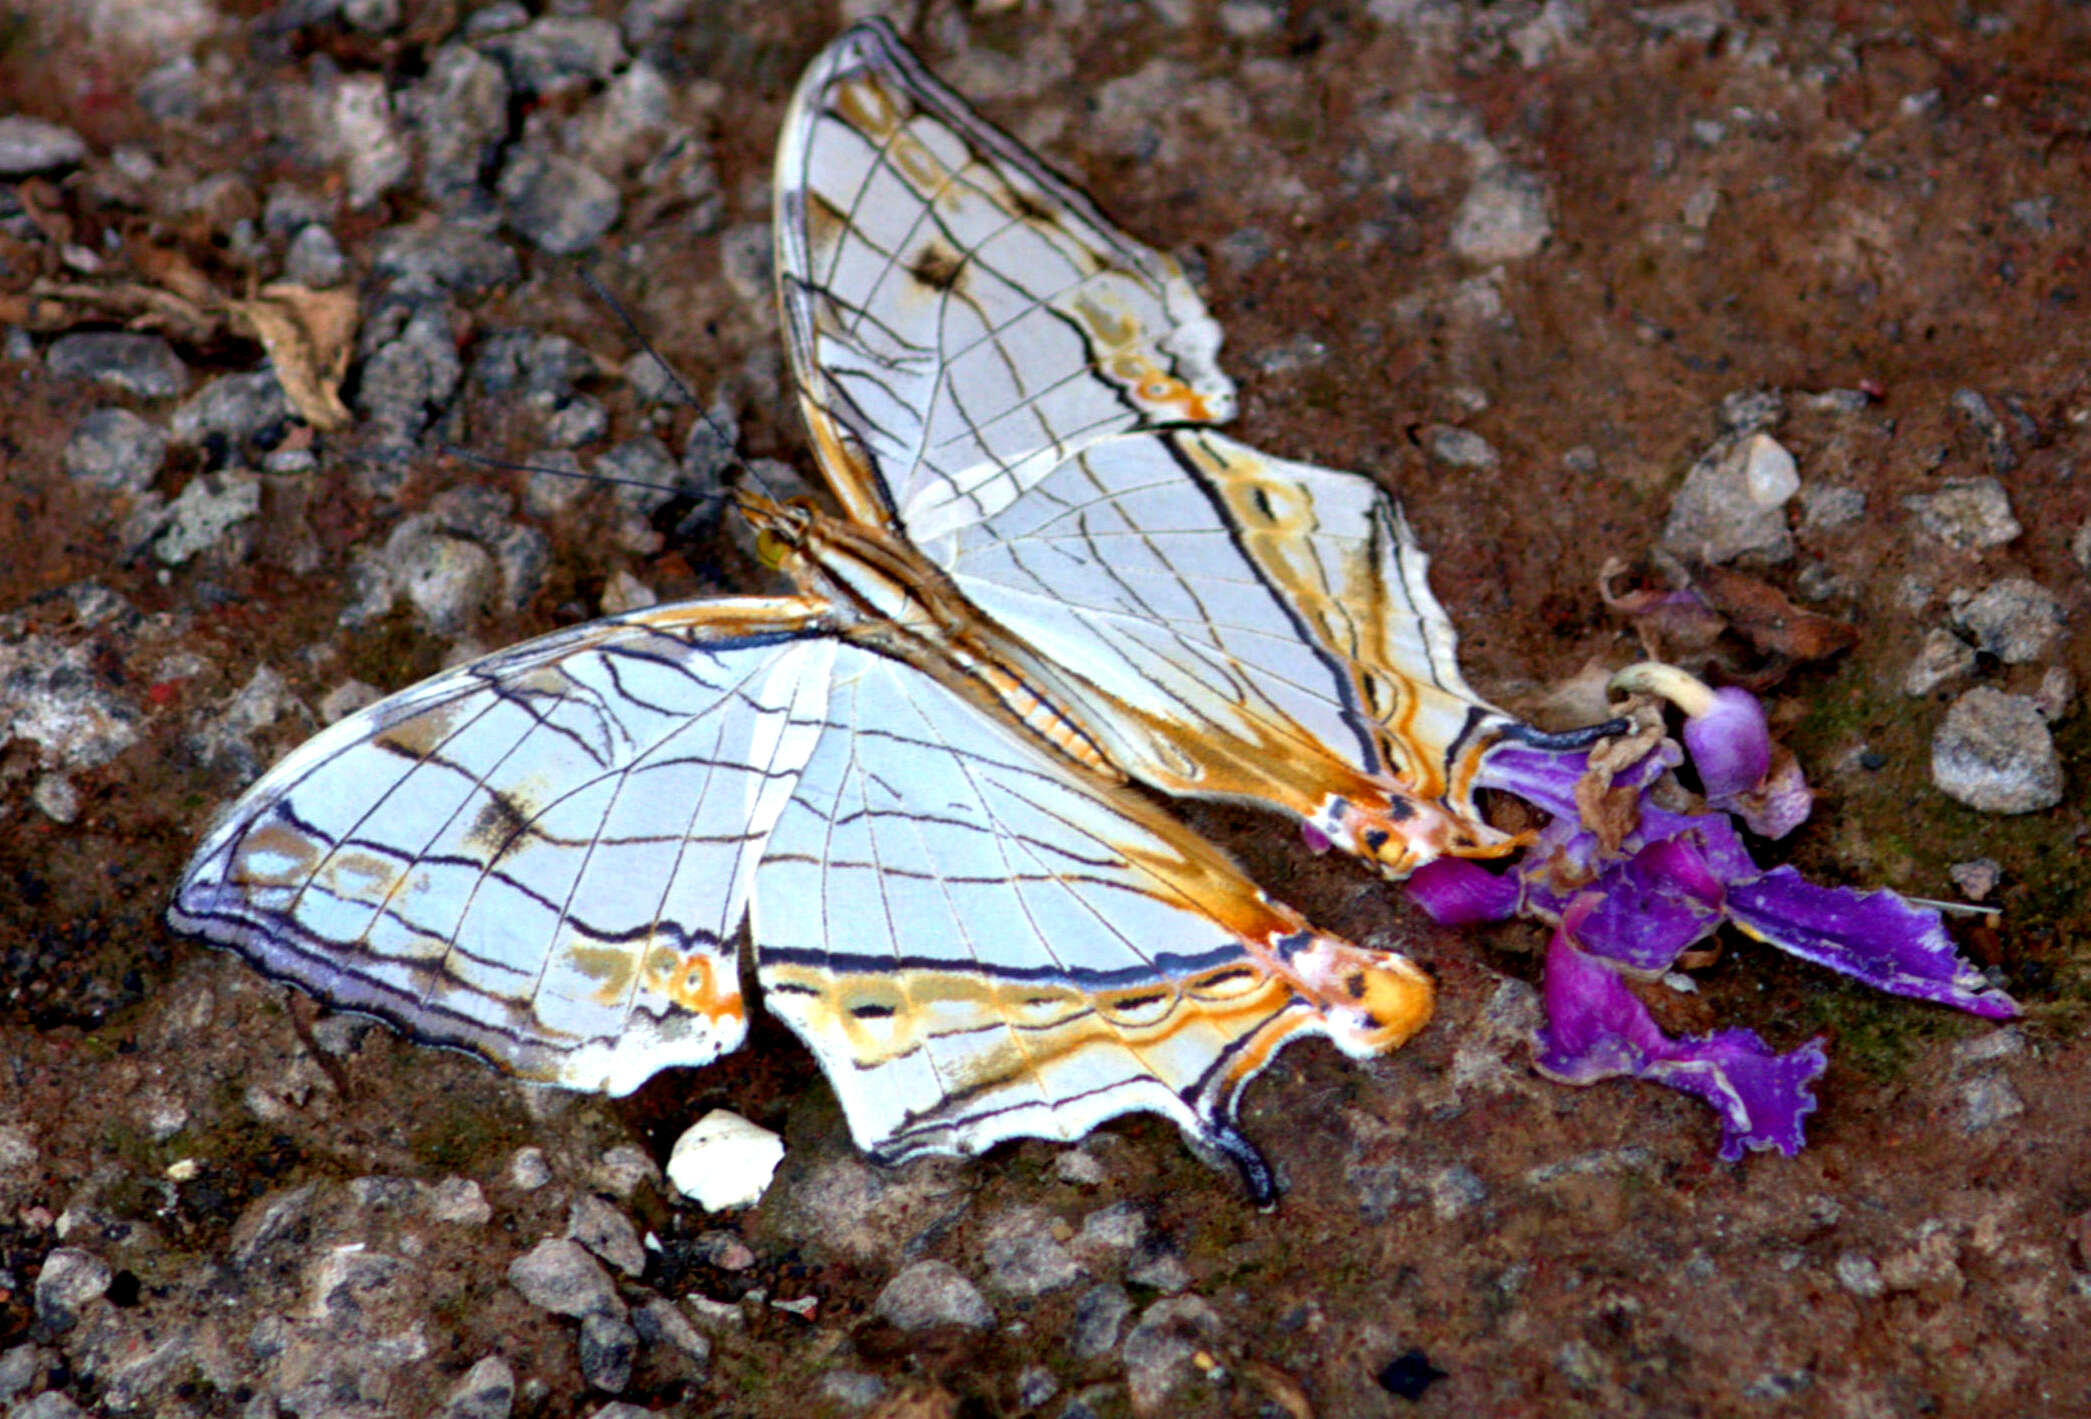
[436,443,728,520]
[574,262,749,474]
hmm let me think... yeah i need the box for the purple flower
[1407,665,2018,1157]
[1535,903,1827,1161]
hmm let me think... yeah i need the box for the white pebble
[667,1110,784,1211]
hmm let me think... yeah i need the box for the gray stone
[1833,1251,1884,1298]
[399,533,498,634]
[1950,578,2065,664]
[979,1207,1083,1298]
[578,1312,638,1392]
[358,306,463,439]
[1903,629,1976,697]
[14,1392,89,1419]
[343,0,402,29]
[872,1260,994,1331]
[716,221,773,303]
[441,1355,515,1419]
[1950,387,2016,473]
[1125,1246,1192,1294]
[1931,688,2064,813]
[508,1237,624,1319]
[0,634,140,769]
[1961,1074,2027,1132]
[1801,482,1866,532]
[474,329,597,401]
[34,1248,112,1332]
[544,394,609,448]
[1075,1202,1146,1258]
[2073,518,2091,576]
[1662,431,1798,564]
[325,74,413,210]
[1903,478,2021,551]
[818,1371,888,1409]
[47,333,189,399]
[568,1194,647,1278]
[32,773,79,823]
[2035,665,2074,722]
[510,1147,552,1190]
[285,224,347,287]
[1451,165,1552,262]
[171,371,289,451]
[62,408,166,491]
[501,150,622,255]
[478,15,627,96]
[428,1177,492,1225]
[1429,1164,1489,1219]
[633,1297,711,1369]
[1425,426,1498,469]
[1715,388,1785,437]
[0,1343,52,1404]
[154,471,262,565]
[1017,1365,1059,1409]
[1122,1296,1224,1413]
[1068,1282,1132,1359]
[0,116,88,174]
[1948,858,2002,902]
[372,219,521,297]
[412,45,512,201]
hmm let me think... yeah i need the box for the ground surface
[3,0,2089,1416]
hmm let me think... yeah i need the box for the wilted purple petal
[1407,857,1519,925]
[1535,921,1827,1161]
[1524,841,1726,975]
[1730,752,1814,840]
[1637,1032,1829,1162]
[1726,869,2019,1019]
[1681,686,1772,802]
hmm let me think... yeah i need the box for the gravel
[871,1261,994,1331]
[1902,478,2022,550]
[45,333,190,400]
[61,408,167,491]
[507,1238,624,1320]
[1930,687,2065,813]
[0,115,89,174]
[1949,578,2065,664]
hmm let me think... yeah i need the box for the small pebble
[1931,687,2064,813]
[1450,166,1552,263]
[440,1355,515,1419]
[510,1146,552,1190]
[0,116,88,174]
[62,408,167,492]
[1902,478,2021,551]
[1950,578,2065,664]
[578,1312,638,1392]
[568,1194,648,1278]
[507,1238,623,1320]
[1902,628,1976,697]
[1947,858,2001,902]
[667,1111,784,1211]
[872,1260,994,1331]
[46,332,189,400]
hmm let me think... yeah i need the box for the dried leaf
[230,283,359,431]
[1692,563,1858,663]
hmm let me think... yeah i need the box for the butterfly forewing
[774,18,1235,534]
[170,598,839,1095]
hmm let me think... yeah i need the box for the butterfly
[170,18,1601,1200]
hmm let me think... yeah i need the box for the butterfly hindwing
[749,642,1432,1188]
[170,598,839,1094]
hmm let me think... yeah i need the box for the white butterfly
[170,19,1593,1198]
